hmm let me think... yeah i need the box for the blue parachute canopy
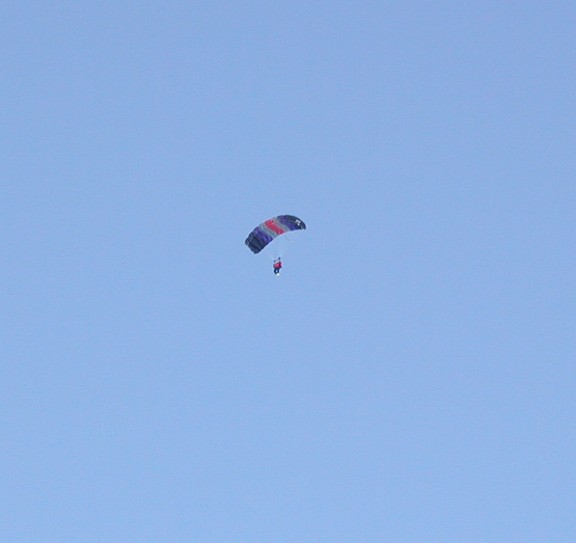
[245,215,306,254]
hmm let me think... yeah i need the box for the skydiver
[273,258,282,276]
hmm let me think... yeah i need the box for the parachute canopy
[245,215,306,254]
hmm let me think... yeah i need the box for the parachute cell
[245,215,306,254]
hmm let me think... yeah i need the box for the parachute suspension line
[271,236,285,261]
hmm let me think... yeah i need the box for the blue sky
[2,2,575,541]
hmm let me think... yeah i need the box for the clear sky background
[2,2,575,542]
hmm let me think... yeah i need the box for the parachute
[245,215,306,254]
